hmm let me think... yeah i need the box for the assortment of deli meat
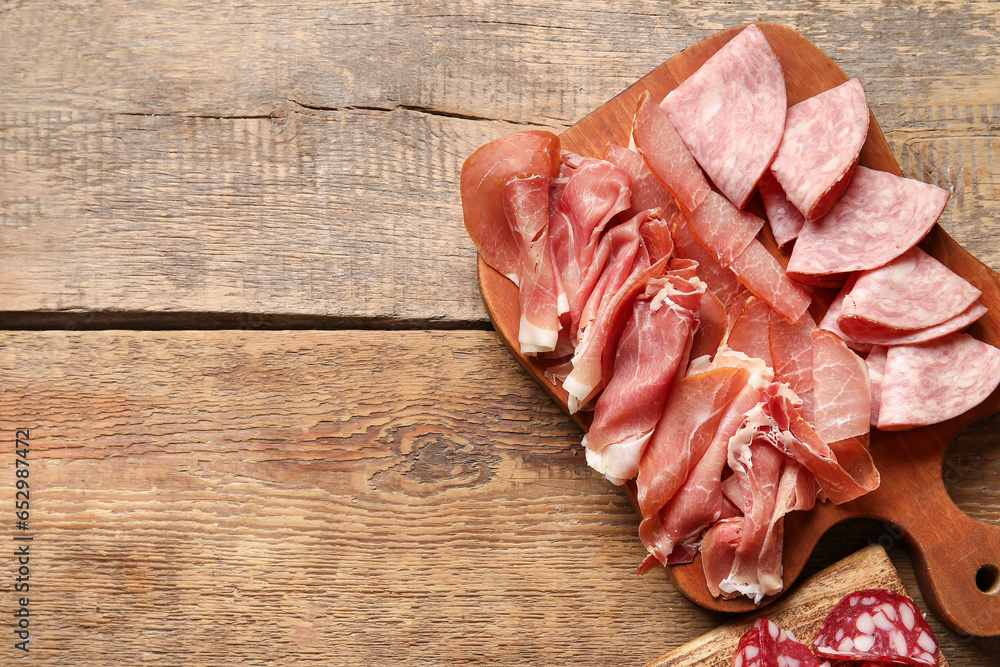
[460,23,1000,602]
[731,588,939,666]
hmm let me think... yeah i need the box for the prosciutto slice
[758,171,805,248]
[726,296,774,367]
[583,267,704,483]
[684,191,764,266]
[840,247,982,331]
[548,157,632,333]
[689,289,728,364]
[729,238,812,324]
[787,167,950,277]
[632,90,710,212]
[770,78,869,221]
[602,142,679,221]
[701,517,743,598]
[563,213,652,410]
[660,23,786,209]
[756,460,818,599]
[811,329,871,443]
[461,131,561,280]
[503,176,560,354]
[768,308,816,422]
[670,216,746,308]
[877,333,1000,431]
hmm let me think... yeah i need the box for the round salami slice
[877,332,1000,431]
[661,23,786,209]
[786,167,949,277]
[770,78,869,221]
[811,589,939,666]
[839,247,982,331]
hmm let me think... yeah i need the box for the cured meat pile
[460,23,1000,602]
[731,588,939,666]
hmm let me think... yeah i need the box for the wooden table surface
[2,1,1000,664]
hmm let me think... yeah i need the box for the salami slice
[632,90,711,212]
[812,588,939,666]
[733,626,772,667]
[661,23,786,209]
[758,172,805,248]
[786,167,949,277]
[770,78,869,221]
[685,191,765,266]
[877,332,1000,431]
[840,247,982,331]
[754,618,827,667]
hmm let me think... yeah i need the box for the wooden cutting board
[646,545,949,666]
[476,22,1000,635]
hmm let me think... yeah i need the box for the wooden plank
[1,1,999,321]
[0,330,997,663]
[647,545,949,666]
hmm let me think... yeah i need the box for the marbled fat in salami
[754,618,827,667]
[771,78,869,221]
[787,167,949,277]
[812,589,939,666]
[878,332,1000,431]
[661,23,786,209]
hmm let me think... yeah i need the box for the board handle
[894,477,1000,636]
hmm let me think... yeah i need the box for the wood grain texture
[0,330,996,664]
[647,545,949,667]
[1,0,999,321]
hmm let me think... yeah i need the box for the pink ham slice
[660,23,786,209]
[583,266,704,483]
[758,171,805,248]
[812,329,871,443]
[840,247,982,331]
[502,176,560,354]
[787,167,950,277]
[548,157,632,336]
[818,275,873,355]
[632,90,711,212]
[867,345,888,427]
[602,142,679,222]
[840,300,988,347]
[729,238,813,324]
[684,191,764,266]
[770,78,870,221]
[877,333,1000,431]
[461,131,561,280]
[671,216,747,308]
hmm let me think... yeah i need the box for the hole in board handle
[976,564,1000,594]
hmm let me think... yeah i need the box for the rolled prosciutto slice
[602,142,679,221]
[583,266,704,483]
[770,78,869,221]
[548,157,632,331]
[460,131,561,280]
[632,90,710,212]
[502,176,560,354]
[758,171,805,248]
[787,167,949,277]
[877,333,1000,431]
[660,23,786,209]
